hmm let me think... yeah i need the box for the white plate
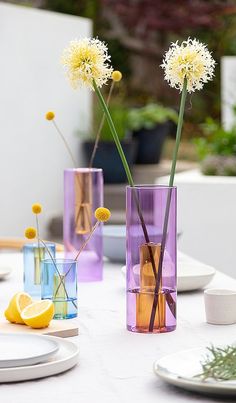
[103,225,126,263]
[154,347,236,396]
[121,260,215,292]
[177,262,215,292]
[0,335,79,382]
[0,334,59,368]
[0,266,12,279]
[103,225,182,263]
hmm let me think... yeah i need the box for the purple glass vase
[126,185,177,333]
[64,168,103,282]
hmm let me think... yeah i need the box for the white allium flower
[161,38,216,93]
[62,37,113,90]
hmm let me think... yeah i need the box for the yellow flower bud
[32,203,42,214]
[45,111,55,120]
[95,207,111,222]
[25,227,37,240]
[112,70,122,82]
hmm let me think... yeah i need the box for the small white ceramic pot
[204,289,236,325]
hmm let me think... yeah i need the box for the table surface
[0,252,235,403]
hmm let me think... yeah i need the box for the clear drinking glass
[41,258,77,319]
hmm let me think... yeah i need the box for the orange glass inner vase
[136,242,166,331]
[74,171,92,235]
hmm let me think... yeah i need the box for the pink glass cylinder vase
[64,168,104,282]
[126,185,177,333]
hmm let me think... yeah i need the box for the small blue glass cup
[23,242,56,298]
[41,258,77,319]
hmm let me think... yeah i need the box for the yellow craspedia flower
[32,203,42,214]
[61,37,113,90]
[112,70,122,82]
[95,207,111,222]
[25,227,37,240]
[45,111,55,120]
[161,38,216,93]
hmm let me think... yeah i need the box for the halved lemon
[21,300,54,328]
[5,292,32,324]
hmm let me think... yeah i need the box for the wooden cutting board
[0,318,78,338]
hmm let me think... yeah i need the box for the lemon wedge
[21,300,54,328]
[5,292,32,324]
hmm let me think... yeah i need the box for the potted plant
[195,112,236,176]
[126,103,178,164]
[82,103,136,183]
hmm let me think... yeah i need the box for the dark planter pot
[132,122,170,164]
[82,140,137,184]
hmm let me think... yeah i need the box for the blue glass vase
[23,242,56,298]
[41,258,77,319]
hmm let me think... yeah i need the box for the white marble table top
[0,252,235,403]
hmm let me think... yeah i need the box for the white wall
[0,3,92,237]
[221,56,236,130]
[158,170,236,279]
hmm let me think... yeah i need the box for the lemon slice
[5,292,32,324]
[21,300,54,328]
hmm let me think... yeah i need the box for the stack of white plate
[0,333,79,382]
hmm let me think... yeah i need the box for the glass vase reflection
[41,258,77,319]
[126,185,177,333]
[64,168,103,282]
[23,242,55,298]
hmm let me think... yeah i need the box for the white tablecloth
[0,252,235,403]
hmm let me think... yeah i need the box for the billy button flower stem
[32,203,43,279]
[45,111,77,168]
[53,221,99,297]
[25,226,77,309]
[53,207,111,297]
[46,111,90,234]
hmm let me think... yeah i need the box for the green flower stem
[93,79,162,326]
[89,80,115,168]
[148,77,188,332]
[169,77,188,187]
[93,80,134,187]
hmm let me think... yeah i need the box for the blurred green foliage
[194,112,236,160]
[126,104,178,131]
[16,0,236,150]
[43,0,97,19]
[94,103,129,141]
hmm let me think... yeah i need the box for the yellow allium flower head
[45,111,55,120]
[95,207,111,222]
[112,70,122,82]
[61,37,113,90]
[32,203,42,214]
[161,38,216,93]
[25,227,37,240]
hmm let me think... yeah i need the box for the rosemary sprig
[198,345,236,381]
